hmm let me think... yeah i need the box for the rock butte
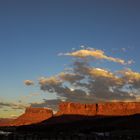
[1,102,140,126]
[11,107,53,126]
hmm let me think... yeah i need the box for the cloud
[59,72,84,84]
[118,68,140,89]
[37,60,136,104]
[0,101,27,110]
[25,47,139,109]
[72,61,135,100]
[127,60,134,65]
[89,68,123,84]
[39,77,61,86]
[39,77,62,92]
[0,102,12,108]
[24,80,34,86]
[62,48,133,65]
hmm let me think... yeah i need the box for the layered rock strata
[57,102,140,116]
[11,107,53,126]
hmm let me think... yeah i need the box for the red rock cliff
[97,102,140,116]
[57,102,97,116]
[11,107,53,126]
[2,102,140,127]
[57,102,140,116]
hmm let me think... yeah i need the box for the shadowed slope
[16,114,140,133]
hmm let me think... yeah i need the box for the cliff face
[1,102,140,127]
[11,107,53,126]
[57,102,97,116]
[57,102,140,116]
[97,102,140,116]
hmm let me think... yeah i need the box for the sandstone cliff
[57,102,140,116]
[11,107,53,126]
[1,102,140,127]
[97,102,140,116]
[56,102,97,116]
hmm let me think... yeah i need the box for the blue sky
[0,0,140,117]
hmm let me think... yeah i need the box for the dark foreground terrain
[1,114,140,140]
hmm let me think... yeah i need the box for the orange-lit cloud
[59,72,84,84]
[39,77,61,86]
[24,47,139,109]
[118,68,140,89]
[37,60,136,103]
[63,49,128,64]
[24,80,34,86]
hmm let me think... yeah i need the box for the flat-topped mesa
[11,107,53,126]
[57,102,97,116]
[2,102,140,127]
[97,102,140,116]
[57,102,140,116]
[25,107,52,114]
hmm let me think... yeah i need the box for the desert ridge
[1,102,140,126]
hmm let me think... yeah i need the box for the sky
[0,0,140,118]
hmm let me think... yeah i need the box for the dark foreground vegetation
[1,114,140,140]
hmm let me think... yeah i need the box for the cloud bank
[25,47,139,109]
[0,101,27,110]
